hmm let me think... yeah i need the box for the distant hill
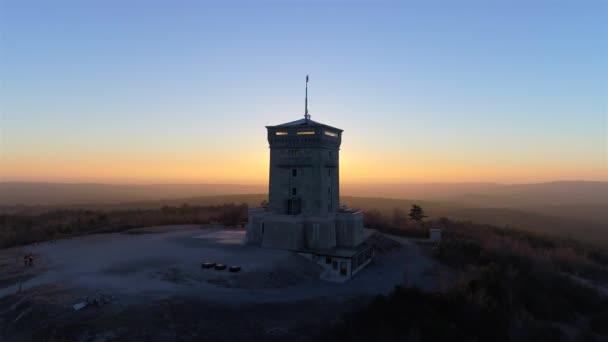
[341,196,608,246]
[2,181,605,206]
[445,181,608,207]
[0,182,266,206]
[343,181,608,206]
[1,181,606,245]
[341,182,504,200]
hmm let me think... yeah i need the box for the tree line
[0,203,248,248]
[363,204,430,238]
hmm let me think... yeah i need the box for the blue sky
[1,0,606,183]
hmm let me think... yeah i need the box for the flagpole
[305,75,309,121]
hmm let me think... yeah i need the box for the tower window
[292,188,297,196]
[328,169,331,177]
[324,130,338,137]
[292,169,297,177]
[275,131,288,136]
[297,130,315,135]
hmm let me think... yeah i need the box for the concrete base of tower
[246,207,366,250]
[245,206,373,281]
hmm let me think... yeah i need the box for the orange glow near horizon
[2,117,606,185]
[2,151,606,185]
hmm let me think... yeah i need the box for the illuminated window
[275,131,288,136]
[324,130,338,137]
[297,131,315,135]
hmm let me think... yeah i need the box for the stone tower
[266,118,342,218]
[246,116,365,251]
[244,79,374,281]
[246,76,367,258]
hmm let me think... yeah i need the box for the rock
[73,302,88,311]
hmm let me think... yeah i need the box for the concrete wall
[303,219,337,249]
[247,210,342,250]
[247,209,365,250]
[299,252,353,282]
[245,208,268,245]
[261,216,304,250]
[335,212,365,247]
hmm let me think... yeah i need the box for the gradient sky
[1,0,606,184]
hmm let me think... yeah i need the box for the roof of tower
[267,118,343,132]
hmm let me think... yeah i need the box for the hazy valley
[2,181,606,246]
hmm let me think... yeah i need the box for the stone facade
[246,118,367,252]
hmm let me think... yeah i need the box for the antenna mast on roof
[304,74,311,121]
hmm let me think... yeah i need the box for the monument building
[246,76,373,281]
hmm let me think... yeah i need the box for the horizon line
[1,180,606,186]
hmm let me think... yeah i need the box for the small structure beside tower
[246,76,373,281]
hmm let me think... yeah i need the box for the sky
[1,0,606,185]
